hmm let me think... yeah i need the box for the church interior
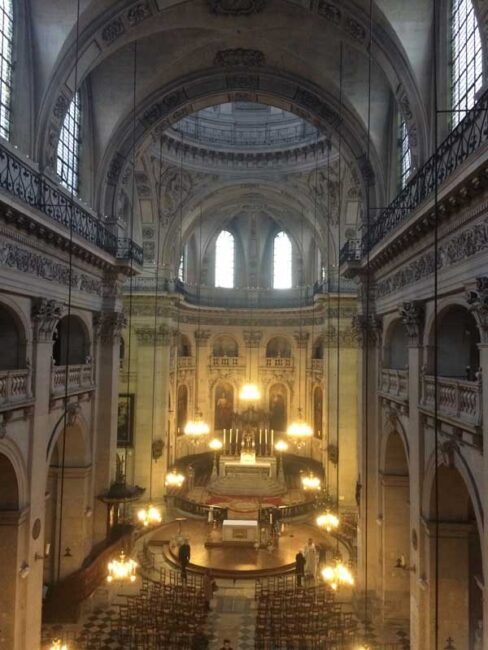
[1,0,488,648]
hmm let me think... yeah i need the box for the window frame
[56,91,82,195]
[398,114,412,190]
[214,230,235,289]
[273,230,293,290]
[0,0,14,141]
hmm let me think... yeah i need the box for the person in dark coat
[191,626,209,650]
[295,550,305,587]
[178,538,191,581]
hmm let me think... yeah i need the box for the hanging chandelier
[301,472,321,491]
[239,382,261,401]
[316,510,340,533]
[165,468,185,488]
[107,551,137,583]
[137,505,162,527]
[184,415,210,437]
[49,640,69,650]
[274,440,289,453]
[287,407,313,441]
[321,559,354,591]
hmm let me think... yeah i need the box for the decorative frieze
[135,325,171,345]
[466,276,488,343]
[214,49,265,67]
[207,0,266,15]
[31,298,65,342]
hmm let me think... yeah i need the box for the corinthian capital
[31,298,65,342]
[466,276,488,343]
[351,314,382,347]
[94,311,126,344]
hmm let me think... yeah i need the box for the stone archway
[45,420,92,582]
[0,452,23,650]
[425,463,483,649]
[380,429,410,627]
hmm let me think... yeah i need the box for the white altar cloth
[222,519,258,543]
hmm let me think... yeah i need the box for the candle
[271,429,274,451]
[269,513,273,525]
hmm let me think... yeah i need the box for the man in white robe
[303,538,317,581]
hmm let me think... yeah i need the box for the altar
[222,519,259,544]
[219,455,277,479]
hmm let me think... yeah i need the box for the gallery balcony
[379,368,409,403]
[263,357,294,369]
[210,356,243,367]
[420,374,482,435]
[0,368,33,412]
[51,363,95,397]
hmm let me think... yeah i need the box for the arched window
[215,230,234,288]
[398,116,412,189]
[451,0,483,127]
[178,254,184,281]
[56,92,82,194]
[273,231,292,289]
[0,0,13,140]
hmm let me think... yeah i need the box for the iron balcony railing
[0,143,143,264]
[340,86,488,264]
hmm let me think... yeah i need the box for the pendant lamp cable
[148,134,165,503]
[122,40,138,501]
[173,131,185,440]
[433,0,440,646]
[335,41,343,548]
[57,0,81,582]
[363,0,374,632]
[194,207,204,419]
[310,130,319,440]
[325,134,332,500]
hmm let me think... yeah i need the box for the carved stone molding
[440,439,459,469]
[31,298,66,342]
[351,314,382,347]
[207,0,266,15]
[399,301,424,343]
[194,329,212,346]
[214,49,265,67]
[135,325,171,346]
[243,330,263,347]
[466,276,488,343]
[293,331,310,348]
[94,311,126,344]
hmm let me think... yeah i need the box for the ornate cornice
[31,298,65,342]
[94,311,126,344]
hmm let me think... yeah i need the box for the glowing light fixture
[239,382,261,401]
[301,473,321,491]
[209,438,223,451]
[287,408,313,440]
[321,560,354,591]
[184,416,210,437]
[107,551,137,583]
[316,511,340,533]
[49,640,68,650]
[137,505,162,527]
[165,468,185,488]
[274,440,289,453]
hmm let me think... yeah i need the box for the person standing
[178,538,191,581]
[295,550,305,587]
[191,625,209,650]
[303,538,317,582]
[202,569,216,611]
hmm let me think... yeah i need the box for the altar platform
[150,518,332,579]
[210,453,285,496]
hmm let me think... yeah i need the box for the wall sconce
[64,547,72,558]
[395,555,416,573]
[35,543,50,561]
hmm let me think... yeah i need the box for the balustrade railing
[0,368,32,408]
[379,368,409,400]
[51,363,94,396]
[177,356,194,368]
[421,374,482,427]
[340,86,488,261]
[264,357,293,368]
[210,356,240,367]
[0,143,142,264]
[311,359,323,372]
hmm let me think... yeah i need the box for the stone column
[399,300,426,648]
[134,324,171,500]
[465,277,488,649]
[92,311,125,543]
[194,329,211,428]
[23,299,65,650]
[353,312,382,620]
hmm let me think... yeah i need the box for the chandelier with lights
[137,505,162,527]
[107,551,137,583]
[49,640,69,650]
[165,468,186,488]
[184,416,210,437]
[239,382,261,401]
[321,559,354,591]
[301,472,321,491]
[316,510,340,533]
